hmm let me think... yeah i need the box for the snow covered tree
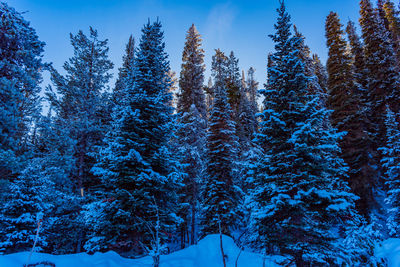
[48,27,113,193]
[0,2,45,183]
[87,19,182,255]
[379,107,400,237]
[201,49,241,236]
[246,67,259,131]
[0,158,55,254]
[249,2,358,265]
[31,113,82,254]
[325,12,356,130]
[205,77,214,116]
[294,25,326,108]
[46,27,113,252]
[326,12,374,216]
[176,24,207,247]
[378,0,400,65]
[359,0,400,151]
[342,215,385,265]
[346,20,369,92]
[225,51,241,124]
[177,24,207,118]
[237,72,251,146]
[112,35,135,106]
[236,69,259,194]
[312,54,328,99]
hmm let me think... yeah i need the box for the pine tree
[47,27,113,252]
[246,67,259,129]
[225,51,241,123]
[0,2,45,182]
[48,27,113,192]
[325,12,355,130]
[113,35,135,106]
[237,68,259,146]
[359,0,400,150]
[205,77,214,116]
[87,20,182,254]
[346,20,369,91]
[201,49,241,236]
[379,107,400,237]
[176,24,207,247]
[382,0,400,65]
[312,54,328,95]
[249,2,358,264]
[32,113,81,254]
[0,158,55,254]
[326,12,374,216]
[177,24,207,118]
[294,25,326,107]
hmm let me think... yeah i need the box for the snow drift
[0,234,283,267]
[376,238,400,267]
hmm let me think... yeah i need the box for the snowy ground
[376,238,400,267]
[0,234,284,267]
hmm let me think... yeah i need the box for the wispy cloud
[205,2,237,45]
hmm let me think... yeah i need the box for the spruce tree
[205,77,214,116]
[87,20,182,254]
[249,2,358,264]
[246,67,259,130]
[32,113,81,254]
[325,12,355,130]
[113,35,135,106]
[237,69,258,145]
[312,54,328,95]
[0,2,45,182]
[294,26,327,107]
[326,12,374,216]
[176,24,207,247]
[359,0,400,150]
[0,159,55,254]
[48,27,113,192]
[201,49,241,236]
[346,20,369,91]
[382,0,400,65]
[47,27,113,252]
[225,51,242,123]
[177,24,207,118]
[379,107,400,237]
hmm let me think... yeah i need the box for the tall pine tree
[176,24,207,247]
[326,12,374,216]
[201,49,241,236]
[0,2,45,182]
[226,51,242,124]
[249,2,358,265]
[379,107,400,237]
[359,0,400,152]
[113,35,135,106]
[87,20,182,255]
[47,27,113,252]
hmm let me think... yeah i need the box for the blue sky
[7,0,361,89]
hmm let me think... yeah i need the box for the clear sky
[6,0,361,90]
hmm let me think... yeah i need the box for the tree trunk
[76,135,87,253]
[191,182,197,245]
[191,204,196,245]
[218,216,226,267]
[180,224,186,249]
[295,253,305,267]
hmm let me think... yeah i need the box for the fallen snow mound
[0,234,283,267]
[376,238,400,267]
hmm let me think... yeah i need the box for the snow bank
[0,234,283,267]
[375,238,400,267]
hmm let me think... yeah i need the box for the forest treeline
[1,0,400,265]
